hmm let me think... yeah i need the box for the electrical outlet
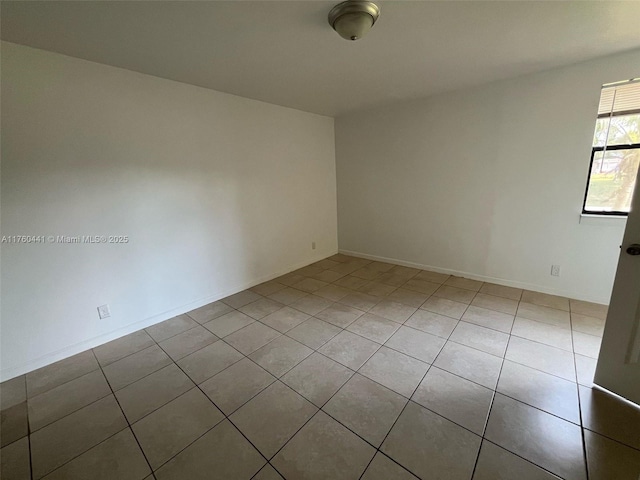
[312,242,316,250]
[97,304,111,319]
[551,265,561,277]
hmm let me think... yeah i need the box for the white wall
[0,42,337,380]
[336,49,640,304]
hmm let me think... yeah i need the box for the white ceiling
[2,1,640,117]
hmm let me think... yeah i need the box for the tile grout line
[471,291,589,480]
[145,305,378,475]
[28,392,115,435]
[19,374,35,480]
[12,266,577,387]
[23,363,104,405]
[89,338,247,477]
[20,324,589,472]
[479,438,567,480]
[576,426,640,454]
[250,370,401,476]
[9,257,615,479]
[135,341,274,476]
[25,370,120,433]
[208,301,608,478]
[28,423,34,480]
[147,287,457,412]
[226,380,322,469]
[453,289,488,479]
[472,292,605,480]
[90,349,156,479]
[224,292,395,473]
[95,343,165,375]
[30,351,146,479]
[20,306,600,478]
[301,260,620,475]
[570,300,591,480]
[21,276,493,407]
[21,321,611,480]
[355,292,471,480]
[469,289,515,480]
[119,345,563,480]
[34,427,130,479]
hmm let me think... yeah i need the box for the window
[583,79,640,215]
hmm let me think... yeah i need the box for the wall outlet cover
[97,304,111,319]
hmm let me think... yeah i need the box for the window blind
[598,79,640,117]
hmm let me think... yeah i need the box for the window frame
[582,142,640,216]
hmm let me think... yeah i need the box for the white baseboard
[0,249,338,382]
[339,249,610,305]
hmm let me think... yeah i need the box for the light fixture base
[328,1,380,41]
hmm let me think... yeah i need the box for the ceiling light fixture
[328,0,380,41]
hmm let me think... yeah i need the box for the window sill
[579,214,627,226]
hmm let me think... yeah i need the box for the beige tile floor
[2,254,640,480]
